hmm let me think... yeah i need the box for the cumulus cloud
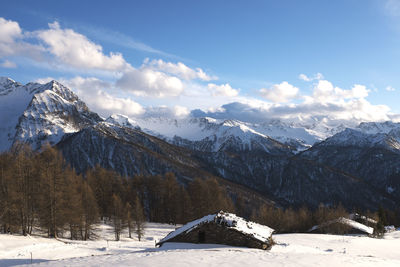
[192,99,391,126]
[0,59,16,68]
[173,105,190,117]
[0,18,130,72]
[0,17,22,44]
[35,22,130,71]
[311,80,369,102]
[0,17,44,60]
[145,59,217,81]
[298,73,324,82]
[116,68,184,97]
[386,85,396,91]
[191,78,392,128]
[89,90,144,117]
[207,83,239,97]
[61,77,144,116]
[260,81,299,103]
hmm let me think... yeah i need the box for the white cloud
[116,68,184,97]
[60,76,111,93]
[35,22,130,71]
[207,83,239,97]
[311,80,369,102]
[192,78,392,128]
[260,81,299,103]
[0,17,22,44]
[0,59,17,68]
[0,17,129,72]
[145,59,217,81]
[0,17,44,60]
[299,73,324,82]
[386,85,396,91]
[89,90,144,117]
[193,98,391,126]
[173,105,190,117]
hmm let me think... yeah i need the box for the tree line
[0,144,234,240]
[251,203,399,235]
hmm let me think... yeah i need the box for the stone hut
[156,211,274,250]
[348,213,377,228]
[308,217,374,235]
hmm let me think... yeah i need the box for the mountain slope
[57,122,211,178]
[301,127,400,201]
[0,77,35,151]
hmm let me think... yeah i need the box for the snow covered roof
[348,213,377,225]
[309,217,374,235]
[158,211,274,244]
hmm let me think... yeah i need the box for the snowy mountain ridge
[316,127,400,151]
[106,114,318,153]
[107,113,400,153]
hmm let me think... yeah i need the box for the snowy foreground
[1,223,400,267]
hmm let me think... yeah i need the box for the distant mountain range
[1,77,399,210]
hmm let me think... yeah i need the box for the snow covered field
[1,223,400,267]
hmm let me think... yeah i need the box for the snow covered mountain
[1,77,400,210]
[313,128,400,151]
[0,77,101,151]
[106,115,319,153]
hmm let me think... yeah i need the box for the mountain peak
[31,79,79,103]
[0,77,22,96]
[106,114,140,129]
[0,76,16,84]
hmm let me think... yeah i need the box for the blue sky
[1,0,400,123]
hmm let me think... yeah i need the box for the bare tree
[126,202,133,238]
[112,194,125,241]
[133,195,145,241]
